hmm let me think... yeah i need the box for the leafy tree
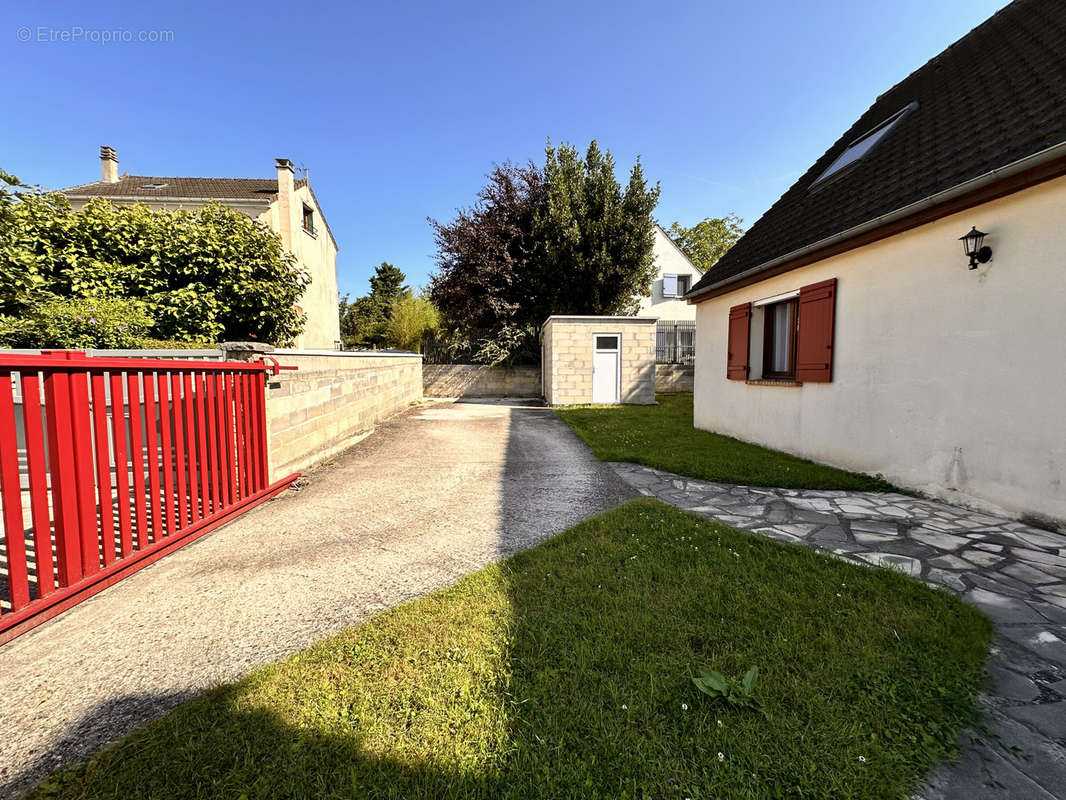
[385,293,440,352]
[531,140,659,319]
[428,141,659,362]
[665,214,744,274]
[339,262,410,348]
[429,162,543,335]
[369,262,408,305]
[0,179,310,345]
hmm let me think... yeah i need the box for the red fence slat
[91,373,116,567]
[194,373,210,516]
[20,374,54,598]
[109,372,133,558]
[223,374,238,502]
[170,373,187,530]
[142,375,162,544]
[204,375,220,515]
[182,373,200,524]
[0,372,30,610]
[69,367,100,576]
[126,372,148,550]
[241,374,255,496]
[157,374,175,538]
[232,373,247,499]
[213,374,230,508]
[44,369,82,586]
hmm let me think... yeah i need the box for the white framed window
[662,274,691,298]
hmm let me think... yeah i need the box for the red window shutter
[726,302,751,380]
[796,278,837,382]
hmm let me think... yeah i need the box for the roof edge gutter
[63,194,273,204]
[686,139,1066,303]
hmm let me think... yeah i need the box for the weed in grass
[693,665,766,715]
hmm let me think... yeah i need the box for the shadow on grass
[18,402,991,800]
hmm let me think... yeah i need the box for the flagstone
[930,554,972,570]
[911,529,971,551]
[961,550,1003,568]
[1001,563,1060,586]
[856,551,923,576]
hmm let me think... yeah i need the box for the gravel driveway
[0,399,633,797]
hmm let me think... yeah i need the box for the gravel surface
[0,398,633,797]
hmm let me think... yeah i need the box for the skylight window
[812,102,917,186]
[139,182,168,189]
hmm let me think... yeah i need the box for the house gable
[688,0,1066,301]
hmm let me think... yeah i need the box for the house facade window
[726,278,837,384]
[762,298,798,379]
[662,274,691,298]
[302,204,316,235]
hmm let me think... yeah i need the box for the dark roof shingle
[62,175,311,200]
[690,0,1066,296]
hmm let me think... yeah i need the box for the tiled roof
[62,176,336,249]
[690,0,1066,297]
[62,175,311,200]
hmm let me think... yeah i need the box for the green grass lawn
[557,394,898,491]
[35,500,991,800]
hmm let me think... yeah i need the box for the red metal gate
[0,350,298,645]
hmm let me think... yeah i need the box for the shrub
[0,297,152,349]
[385,295,440,352]
[0,184,310,345]
[136,338,218,350]
[473,323,539,366]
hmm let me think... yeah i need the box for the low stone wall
[423,364,541,398]
[655,364,694,393]
[265,350,422,480]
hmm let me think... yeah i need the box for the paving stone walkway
[611,462,1066,800]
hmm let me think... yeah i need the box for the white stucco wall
[261,184,341,350]
[636,227,702,321]
[693,174,1066,525]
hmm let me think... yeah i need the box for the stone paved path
[611,462,1066,800]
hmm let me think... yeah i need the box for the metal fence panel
[0,350,297,644]
[656,320,696,364]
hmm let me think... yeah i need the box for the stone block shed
[541,316,657,406]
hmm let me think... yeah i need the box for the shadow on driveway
[0,398,633,797]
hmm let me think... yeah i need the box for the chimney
[275,157,295,250]
[100,145,119,183]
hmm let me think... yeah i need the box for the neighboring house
[62,147,341,349]
[637,225,703,363]
[685,0,1066,526]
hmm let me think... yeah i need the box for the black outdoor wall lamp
[959,226,992,269]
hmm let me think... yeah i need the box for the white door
[592,334,621,404]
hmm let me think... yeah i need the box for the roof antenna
[295,163,309,182]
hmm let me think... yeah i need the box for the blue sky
[5,0,1007,297]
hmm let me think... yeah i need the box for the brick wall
[423,364,541,397]
[543,317,656,405]
[655,364,694,393]
[265,351,422,480]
